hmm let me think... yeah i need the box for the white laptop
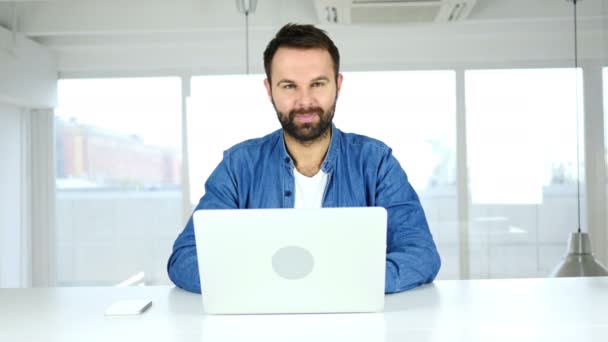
[193,207,387,315]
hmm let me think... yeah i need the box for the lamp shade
[550,232,608,277]
[236,0,257,14]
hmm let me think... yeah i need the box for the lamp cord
[245,11,250,74]
[573,0,582,233]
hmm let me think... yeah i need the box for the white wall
[0,26,57,288]
[0,103,23,287]
[0,27,57,107]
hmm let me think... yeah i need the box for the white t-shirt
[293,168,328,209]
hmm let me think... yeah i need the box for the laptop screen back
[193,207,387,314]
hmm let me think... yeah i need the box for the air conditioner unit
[314,0,477,24]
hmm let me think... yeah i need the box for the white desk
[1,277,607,341]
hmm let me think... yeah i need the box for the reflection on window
[54,77,183,286]
[55,78,182,190]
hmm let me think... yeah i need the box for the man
[168,23,440,294]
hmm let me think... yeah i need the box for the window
[55,77,182,286]
[465,68,584,278]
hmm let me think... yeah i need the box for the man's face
[264,47,343,143]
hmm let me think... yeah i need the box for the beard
[273,98,337,143]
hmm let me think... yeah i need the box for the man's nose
[295,88,314,108]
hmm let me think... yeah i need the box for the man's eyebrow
[276,79,295,86]
[311,76,330,82]
[276,76,330,86]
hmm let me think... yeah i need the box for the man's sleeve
[167,153,238,293]
[376,148,441,294]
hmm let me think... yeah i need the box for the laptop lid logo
[272,246,314,280]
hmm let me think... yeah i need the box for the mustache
[289,107,323,117]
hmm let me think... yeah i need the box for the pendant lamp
[550,0,608,277]
[236,0,258,74]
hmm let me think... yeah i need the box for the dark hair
[263,23,340,83]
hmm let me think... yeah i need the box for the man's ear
[264,78,272,100]
[336,73,344,96]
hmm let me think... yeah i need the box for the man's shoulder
[337,128,391,154]
[224,128,282,157]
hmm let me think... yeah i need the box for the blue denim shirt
[168,125,440,294]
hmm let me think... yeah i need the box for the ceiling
[0,0,604,38]
[1,0,606,75]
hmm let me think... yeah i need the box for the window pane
[336,71,456,190]
[55,77,183,286]
[465,68,584,278]
[189,71,459,279]
[188,75,278,204]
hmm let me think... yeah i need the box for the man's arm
[376,148,441,294]
[167,154,238,293]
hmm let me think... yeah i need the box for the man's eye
[283,84,295,89]
[312,82,325,87]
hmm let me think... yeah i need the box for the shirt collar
[278,124,341,173]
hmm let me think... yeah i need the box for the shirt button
[284,157,290,163]
[284,191,292,197]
